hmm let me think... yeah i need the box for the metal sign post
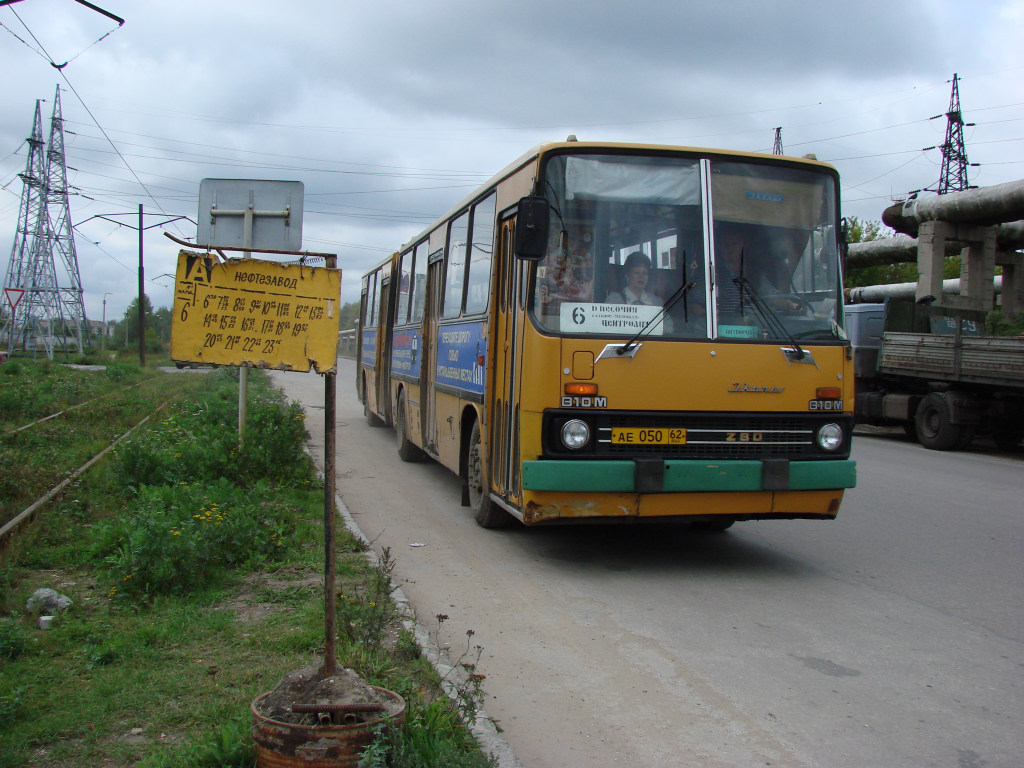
[168,240,341,676]
[198,179,304,442]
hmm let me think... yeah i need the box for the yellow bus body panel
[509,333,854,524]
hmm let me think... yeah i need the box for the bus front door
[489,215,524,507]
[421,254,444,455]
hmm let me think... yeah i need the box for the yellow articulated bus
[358,141,856,529]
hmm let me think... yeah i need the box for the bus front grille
[544,411,851,460]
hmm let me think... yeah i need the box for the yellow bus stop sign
[170,250,342,373]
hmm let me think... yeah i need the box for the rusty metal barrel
[251,687,406,768]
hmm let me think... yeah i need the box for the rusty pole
[323,253,338,677]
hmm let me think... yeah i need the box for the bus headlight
[817,423,843,452]
[561,419,591,450]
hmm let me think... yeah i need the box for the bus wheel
[395,392,424,462]
[915,392,964,451]
[467,421,512,529]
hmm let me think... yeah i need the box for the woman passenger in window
[606,252,660,306]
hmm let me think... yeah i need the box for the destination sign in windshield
[559,302,665,335]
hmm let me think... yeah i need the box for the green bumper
[521,459,856,493]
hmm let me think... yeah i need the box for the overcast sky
[1,0,1022,321]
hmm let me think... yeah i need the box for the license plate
[610,427,687,445]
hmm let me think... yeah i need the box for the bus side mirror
[514,196,550,260]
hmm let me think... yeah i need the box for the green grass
[0,362,495,768]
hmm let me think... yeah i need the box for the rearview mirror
[514,196,549,260]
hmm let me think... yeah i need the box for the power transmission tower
[2,87,87,358]
[3,99,50,356]
[772,127,784,155]
[936,73,974,194]
[45,86,87,351]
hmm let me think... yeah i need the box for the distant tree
[153,306,172,342]
[122,294,158,345]
[339,301,360,330]
[846,216,886,244]
[845,216,918,288]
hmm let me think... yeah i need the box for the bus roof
[391,140,838,261]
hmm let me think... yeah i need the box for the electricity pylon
[2,87,87,357]
[937,73,973,194]
[45,86,87,351]
[773,127,783,155]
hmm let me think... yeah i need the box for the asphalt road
[270,360,1024,768]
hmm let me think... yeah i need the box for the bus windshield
[531,152,844,342]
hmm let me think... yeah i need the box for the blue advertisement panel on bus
[361,327,377,360]
[391,328,421,380]
[436,321,486,397]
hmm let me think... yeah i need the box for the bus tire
[914,392,964,451]
[395,391,425,462]
[467,421,512,529]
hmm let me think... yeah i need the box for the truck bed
[878,332,1024,389]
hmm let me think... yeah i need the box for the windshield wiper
[616,280,696,356]
[733,275,809,362]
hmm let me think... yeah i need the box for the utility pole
[101,292,111,353]
[77,207,189,366]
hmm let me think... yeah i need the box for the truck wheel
[395,391,424,462]
[467,421,513,529]
[915,392,965,451]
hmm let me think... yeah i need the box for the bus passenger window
[464,193,496,315]
[363,272,378,328]
[443,211,469,318]
[396,251,412,324]
[411,241,428,324]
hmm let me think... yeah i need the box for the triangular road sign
[4,288,24,311]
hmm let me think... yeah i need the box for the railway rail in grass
[0,401,172,553]
[0,361,205,547]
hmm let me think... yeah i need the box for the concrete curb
[324,471,524,767]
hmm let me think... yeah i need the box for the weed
[104,362,139,383]
[136,711,256,768]
[987,310,1024,336]
[336,546,398,647]
[432,615,490,727]
[92,478,300,597]
[0,687,24,726]
[358,698,499,768]
[0,617,28,660]
[114,371,313,489]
